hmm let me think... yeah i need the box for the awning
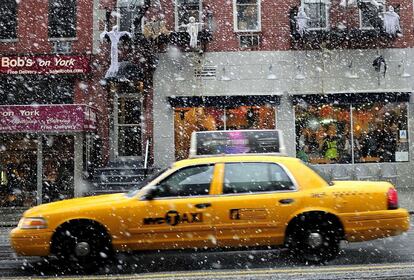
[291,92,410,105]
[0,104,98,133]
[167,95,281,108]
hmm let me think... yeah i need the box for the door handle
[279,199,294,205]
[195,203,212,209]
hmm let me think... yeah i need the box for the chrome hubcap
[75,241,90,257]
[307,232,323,248]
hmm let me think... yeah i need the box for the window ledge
[0,38,18,43]
[48,37,78,42]
[234,30,262,33]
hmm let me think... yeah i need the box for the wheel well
[50,219,112,253]
[284,211,345,244]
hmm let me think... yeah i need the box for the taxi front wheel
[50,221,113,271]
[286,218,340,264]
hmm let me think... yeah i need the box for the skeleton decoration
[295,6,310,37]
[383,6,402,37]
[339,0,357,7]
[100,25,132,78]
[180,16,204,48]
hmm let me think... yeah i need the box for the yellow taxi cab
[10,155,410,264]
[10,130,410,266]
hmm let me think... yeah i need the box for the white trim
[233,0,261,33]
[0,38,18,43]
[174,0,203,32]
[48,37,78,42]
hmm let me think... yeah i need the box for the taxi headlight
[18,217,48,229]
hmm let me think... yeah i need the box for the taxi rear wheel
[51,221,113,270]
[286,217,341,264]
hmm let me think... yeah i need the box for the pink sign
[0,105,97,133]
[0,55,90,75]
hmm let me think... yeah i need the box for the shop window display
[0,135,37,208]
[295,102,408,164]
[174,106,275,160]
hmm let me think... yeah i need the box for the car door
[212,162,301,248]
[126,164,219,251]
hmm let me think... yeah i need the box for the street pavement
[1,222,414,279]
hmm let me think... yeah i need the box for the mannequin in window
[180,16,204,48]
[100,25,132,78]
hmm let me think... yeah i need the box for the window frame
[152,164,215,199]
[220,162,298,196]
[358,0,385,30]
[233,0,261,33]
[175,0,203,32]
[302,0,330,31]
[117,0,144,33]
[0,0,18,41]
[48,0,77,40]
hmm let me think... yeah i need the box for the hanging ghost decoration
[339,0,357,8]
[295,6,310,37]
[383,6,402,37]
[180,16,204,48]
[100,25,132,78]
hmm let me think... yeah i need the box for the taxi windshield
[125,168,168,197]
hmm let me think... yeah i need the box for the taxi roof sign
[189,129,286,158]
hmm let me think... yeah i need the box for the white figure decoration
[100,25,132,78]
[295,6,310,37]
[180,16,204,48]
[383,6,402,36]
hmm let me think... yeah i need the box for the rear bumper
[10,227,53,256]
[342,208,410,242]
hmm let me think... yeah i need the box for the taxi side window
[223,163,294,194]
[156,165,214,198]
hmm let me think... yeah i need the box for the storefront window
[295,102,409,164]
[0,134,37,208]
[174,105,275,160]
[42,135,74,203]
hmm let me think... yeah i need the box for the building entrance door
[114,95,142,160]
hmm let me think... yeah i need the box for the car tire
[286,217,340,264]
[51,222,113,271]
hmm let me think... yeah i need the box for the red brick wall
[157,0,414,51]
[0,0,93,54]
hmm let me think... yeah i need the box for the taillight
[387,188,399,210]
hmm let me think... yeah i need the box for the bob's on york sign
[0,55,90,75]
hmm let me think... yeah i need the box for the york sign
[0,55,90,75]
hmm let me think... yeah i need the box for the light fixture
[221,66,231,81]
[267,64,276,80]
[174,65,185,81]
[295,65,305,80]
[345,60,359,79]
[400,60,411,78]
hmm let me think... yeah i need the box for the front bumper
[10,227,53,256]
[342,208,410,242]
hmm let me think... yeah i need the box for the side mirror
[141,186,159,201]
